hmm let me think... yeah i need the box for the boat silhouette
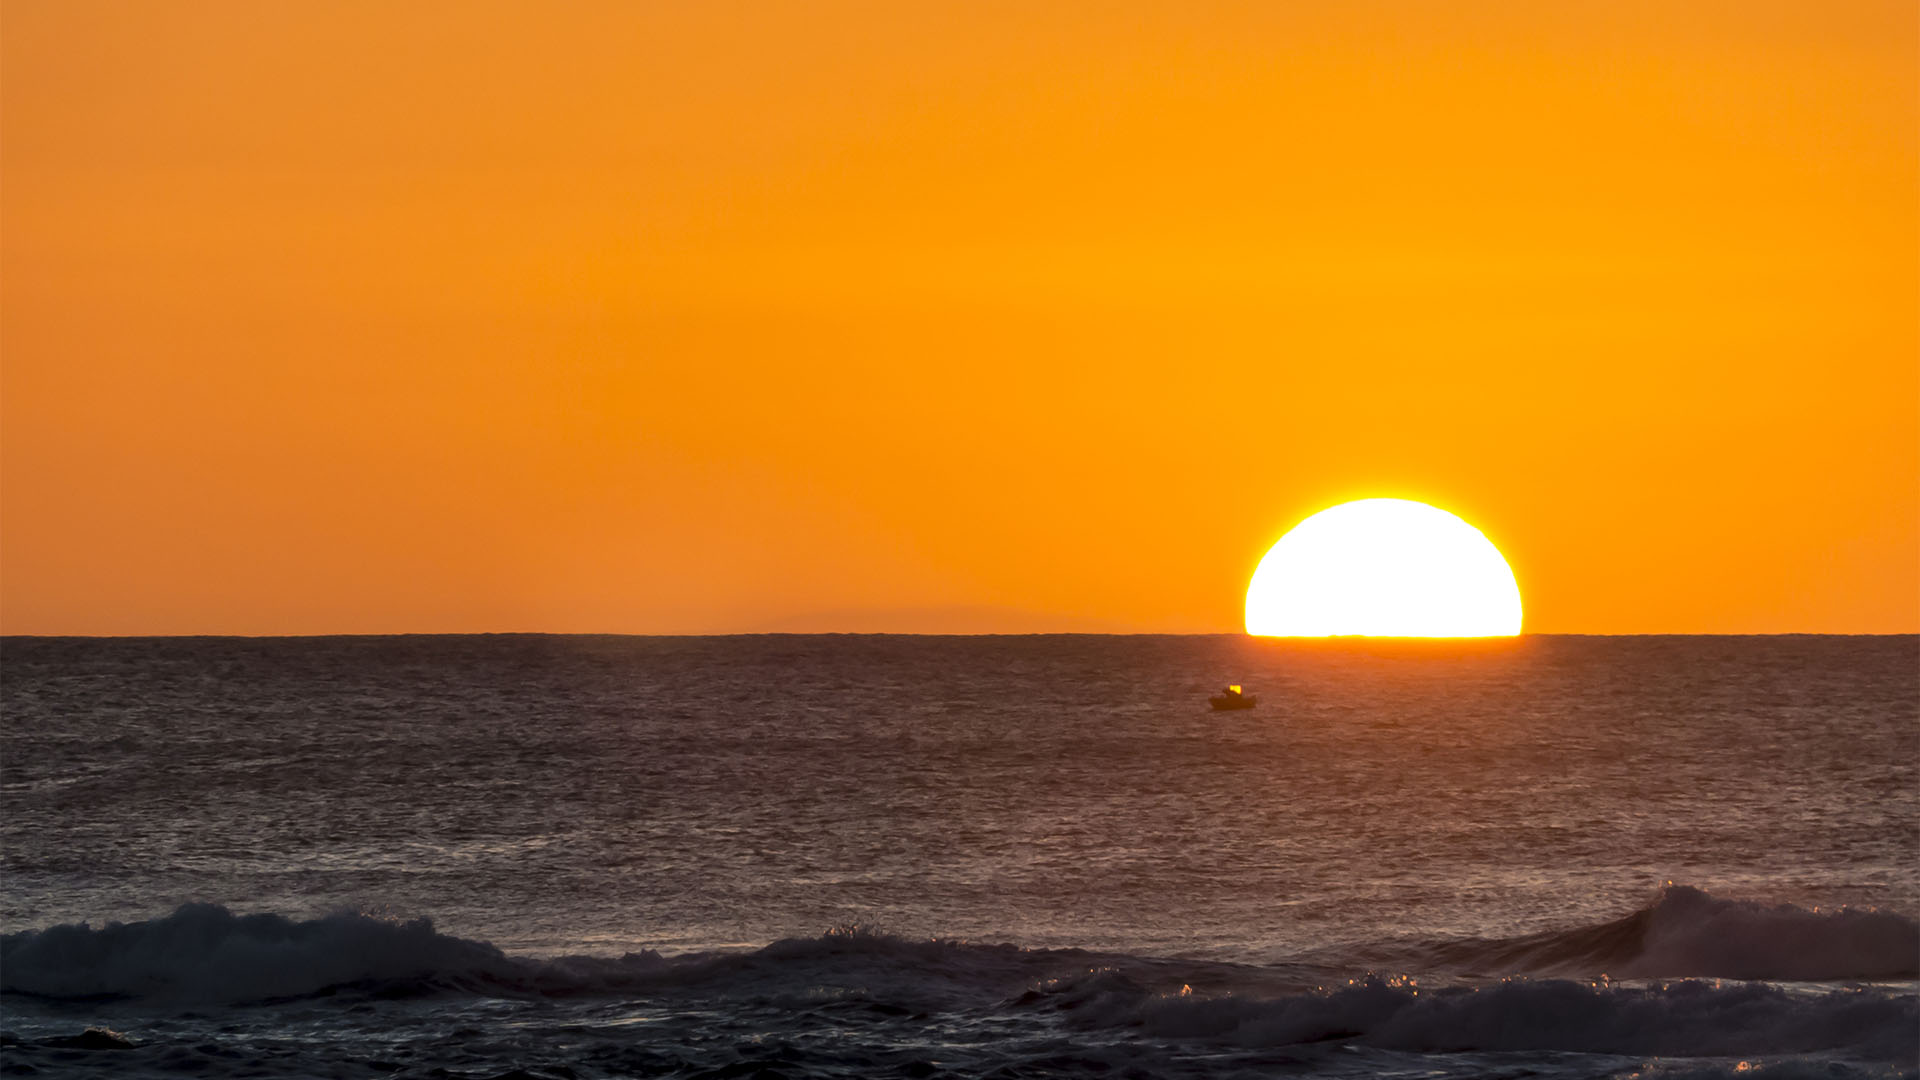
[1209,684,1256,710]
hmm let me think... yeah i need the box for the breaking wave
[2,890,1913,1062]
[0,904,1062,1005]
[1414,885,1919,981]
[0,903,526,1002]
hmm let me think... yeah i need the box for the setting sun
[1245,499,1522,637]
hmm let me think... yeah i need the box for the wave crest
[3,887,1913,1014]
[1631,886,1918,981]
[0,902,526,1002]
[0,906,1061,1005]
[1423,886,1917,981]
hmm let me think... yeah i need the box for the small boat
[1209,684,1257,710]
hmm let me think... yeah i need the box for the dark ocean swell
[3,894,1915,1063]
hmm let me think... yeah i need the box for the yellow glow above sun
[1245,499,1521,637]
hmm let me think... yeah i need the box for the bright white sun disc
[1245,499,1521,637]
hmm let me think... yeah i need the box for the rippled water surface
[2,634,1915,1078]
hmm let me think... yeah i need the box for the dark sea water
[2,634,1915,1079]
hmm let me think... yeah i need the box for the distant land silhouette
[741,606,1164,635]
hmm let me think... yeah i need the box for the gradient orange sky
[4,1,1915,635]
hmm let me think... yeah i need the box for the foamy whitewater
[2,635,1915,1078]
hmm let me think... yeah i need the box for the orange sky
[3,1,1915,635]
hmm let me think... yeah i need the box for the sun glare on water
[1245,499,1521,637]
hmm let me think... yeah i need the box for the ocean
[1,634,1914,1078]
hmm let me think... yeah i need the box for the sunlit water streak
[2,634,1914,1078]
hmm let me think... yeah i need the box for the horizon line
[3,631,1915,641]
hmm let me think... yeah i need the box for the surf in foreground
[4,887,1914,1079]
